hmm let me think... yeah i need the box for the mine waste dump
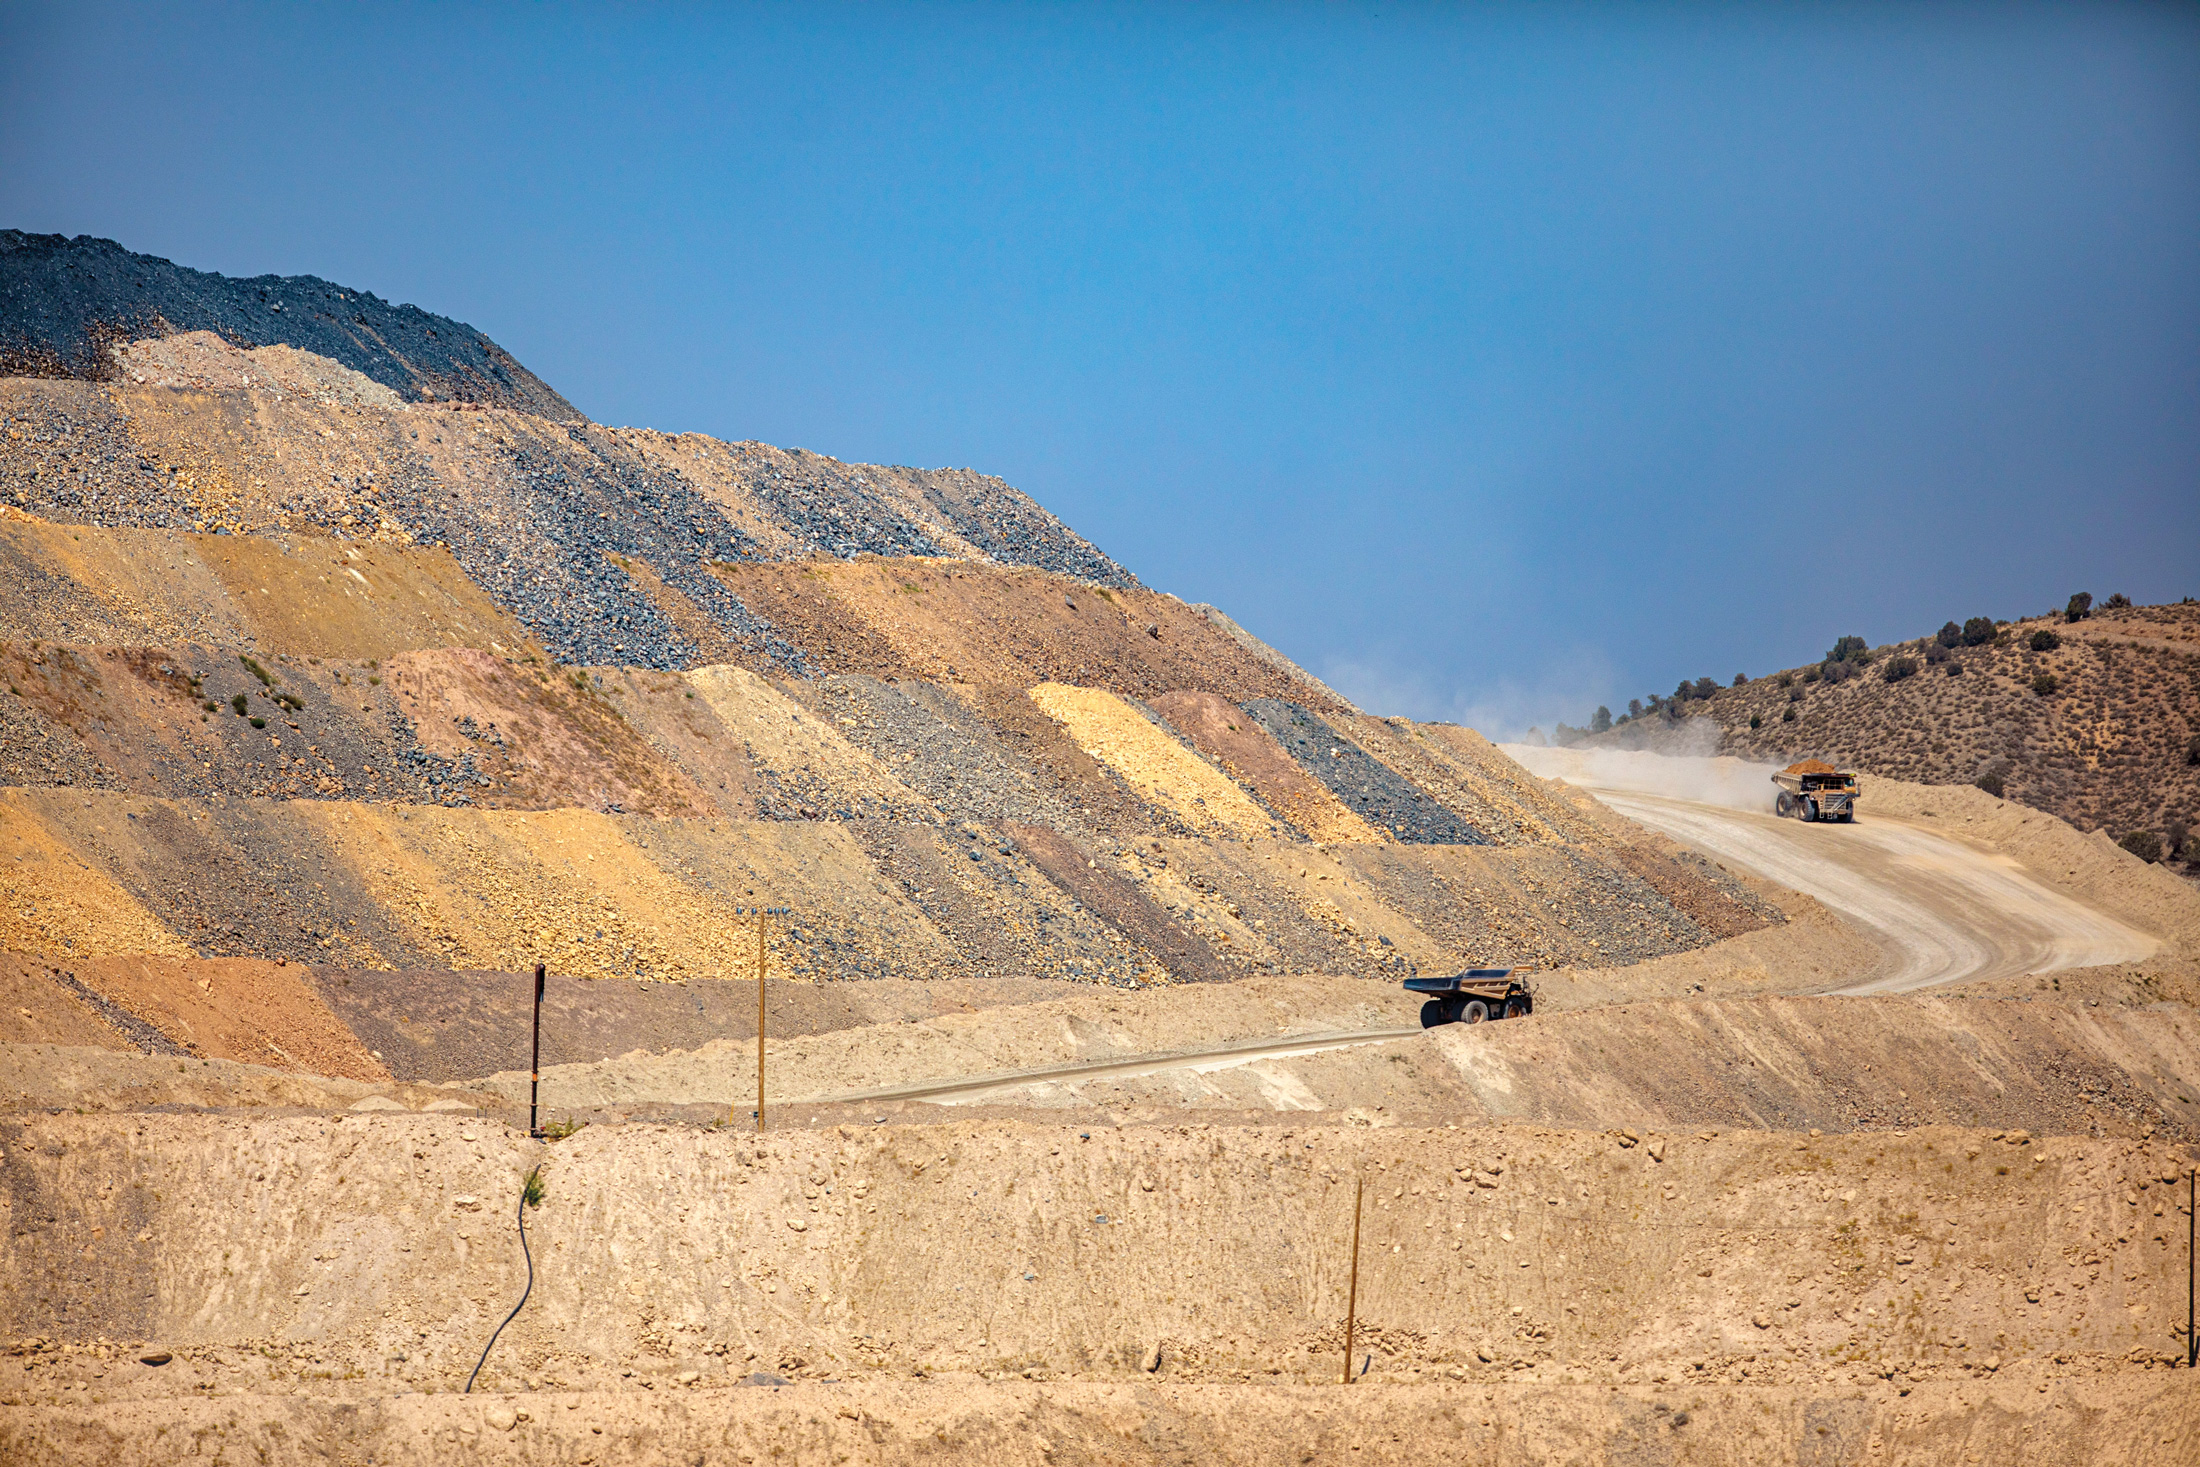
[1,234,2197,1466]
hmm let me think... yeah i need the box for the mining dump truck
[1773,759,1857,822]
[1406,968,1534,1028]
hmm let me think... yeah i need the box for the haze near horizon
[3,1,2194,734]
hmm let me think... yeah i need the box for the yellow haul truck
[1772,759,1857,823]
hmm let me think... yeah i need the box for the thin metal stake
[527,962,545,1138]
[1342,1175,1363,1384]
[2188,1165,2195,1369]
[755,908,768,1133]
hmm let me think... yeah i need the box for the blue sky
[4,2,2195,733]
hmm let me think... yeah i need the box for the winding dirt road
[814,1026,1418,1107]
[1508,747,2156,992]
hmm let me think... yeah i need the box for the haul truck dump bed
[1405,968,1534,1028]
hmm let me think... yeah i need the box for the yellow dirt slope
[0,515,536,660]
[684,664,934,821]
[1026,682,1279,839]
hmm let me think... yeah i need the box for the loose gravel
[1240,699,1489,845]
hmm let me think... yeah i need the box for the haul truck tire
[1776,792,1794,817]
[1462,1000,1489,1024]
[1505,996,1530,1019]
[1420,999,1449,1029]
[1799,798,1818,822]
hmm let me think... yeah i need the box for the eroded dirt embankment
[7,1375,2196,1467]
[0,1118,2189,1411]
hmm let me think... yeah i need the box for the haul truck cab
[1406,968,1535,1029]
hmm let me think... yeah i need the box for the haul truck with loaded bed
[1407,968,1534,1028]
[1772,759,1857,822]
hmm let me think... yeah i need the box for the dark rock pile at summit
[0,230,578,418]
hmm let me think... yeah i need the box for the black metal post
[528,962,545,1138]
[2188,1166,2195,1369]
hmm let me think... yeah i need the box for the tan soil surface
[389,648,711,816]
[685,664,933,821]
[958,680,1184,839]
[1410,722,1612,845]
[8,1375,2194,1467]
[2,1117,2190,1424]
[0,1043,483,1115]
[708,558,1348,707]
[113,330,409,409]
[588,665,763,816]
[0,515,536,658]
[310,968,1090,1084]
[1150,689,1383,843]
[1861,774,2200,952]
[0,791,195,958]
[1026,683,1280,839]
[0,958,137,1049]
[47,955,387,1079]
[851,821,1155,985]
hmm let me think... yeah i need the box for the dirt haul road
[1508,746,2156,992]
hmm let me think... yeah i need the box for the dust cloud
[1502,736,1791,814]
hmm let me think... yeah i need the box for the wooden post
[1342,1175,1363,1384]
[755,908,768,1133]
[527,963,545,1137]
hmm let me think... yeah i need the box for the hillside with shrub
[1570,595,2200,867]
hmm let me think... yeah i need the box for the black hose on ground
[465,1168,539,1393]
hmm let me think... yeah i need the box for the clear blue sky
[5,2,2196,733]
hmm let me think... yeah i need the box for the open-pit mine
[2,231,2196,1465]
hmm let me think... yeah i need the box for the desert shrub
[1749,714,1762,729]
[2118,830,2162,864]
[1693,676,1719,700]
[1944,660,1963,677]
[2186,733,2200,766]
[1627,698,1643,719]
[1827,635,1868,663]
[2167,815,2188,859]
[1961,616,1995,646]
[1788,684,1804,702]
[238,654,274,686]
[275,691,304,712]
[1883,656,1918,682]
[2031,673,2059,696]
[1975,771,2005,797]
[2029,629,2060,652]
[1732,673,1747,687]
[1591,706,1612,734]
[1924,642,1949,664]
[229,692,248,716]
[1776,672,1793,689]
[2064,592,2092,623]
[1780,707,1796,723]
[247,715,266,729]
[2103,592,2131,609]
[1821,658,1853,685]
[1936,621,1962,648]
